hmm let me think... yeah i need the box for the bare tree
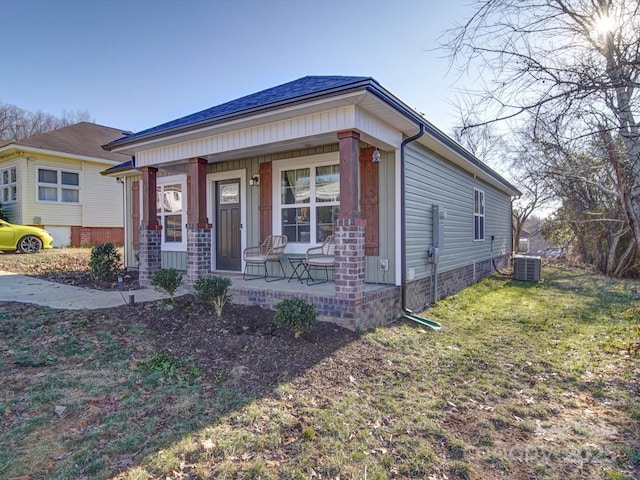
[0,102,92,142]
[443,0,640,274]
[532,115,639,275]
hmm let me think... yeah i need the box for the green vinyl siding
[404,142,512,281]
[162,251,187,270]
[365,149,395,284]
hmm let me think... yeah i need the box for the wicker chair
[305,235,336,285]
[243,235,288,281]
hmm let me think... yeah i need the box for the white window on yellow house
[1,166,17,203]
[37,168,80,203]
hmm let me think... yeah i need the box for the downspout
[400,125,441,330]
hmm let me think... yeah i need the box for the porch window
[474,188,485,241]
[37,167,80,203]
[156,180,185,249]
[280,163,339,244]
[1,166,16,203]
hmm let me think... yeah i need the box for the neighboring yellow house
[0,122,131,247]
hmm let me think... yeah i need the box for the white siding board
[82,163,122,227]
[354,109,403,148]
[136,106,365,167]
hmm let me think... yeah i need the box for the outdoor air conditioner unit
[513,255,541,281]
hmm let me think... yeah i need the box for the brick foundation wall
[406,255,509,311]
[228,284,400,331]
[71,227,124,247]
[229,255,509,331]
[362,287,402,329]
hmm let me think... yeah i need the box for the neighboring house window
[1,167,17,203]
[156,178,186,249]
[279,161,339,247]
[474,188,485,241]
[37,167,80,203]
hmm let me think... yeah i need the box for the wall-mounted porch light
[372,147,381,164]
[249,175,260,186]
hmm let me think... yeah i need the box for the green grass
[1,265,639,479]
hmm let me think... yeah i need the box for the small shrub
[89,242,121,280]
[274,297,317,338]
[142,352,201,385]
[150,268,182,304]
[194,275,232,316]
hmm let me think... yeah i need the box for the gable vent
[513,255,541,281]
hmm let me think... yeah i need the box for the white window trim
[36,166,81,204]
[272,152,340,255]
[474,188,485,242]
[156,175,187,251]
[1,165,17,204]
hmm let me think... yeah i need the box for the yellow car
[0,219,54,253]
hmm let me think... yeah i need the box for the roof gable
[3,122,131,163]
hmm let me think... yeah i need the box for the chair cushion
[307,256,335,266]
[245,255,268,263]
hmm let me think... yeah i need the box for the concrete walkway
[0,270,180,310]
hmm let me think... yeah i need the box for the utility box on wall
[513,255,541,281]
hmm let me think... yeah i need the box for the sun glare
[592,14,616,38]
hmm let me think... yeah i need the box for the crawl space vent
[513,255,541,281]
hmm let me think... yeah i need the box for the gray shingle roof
[102,75,520,195]
[2,122,131,163]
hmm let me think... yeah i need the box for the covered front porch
[103,77,418,330]
[131,127,401,329]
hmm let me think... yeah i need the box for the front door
[215,179,241,271]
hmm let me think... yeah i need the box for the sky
[2,0,477,136]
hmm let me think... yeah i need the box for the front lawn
[1,259,639,479]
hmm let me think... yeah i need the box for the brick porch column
[335,131,366,320]
[139,166,161,286]
[186,157,212,287]
[334,218,366,302]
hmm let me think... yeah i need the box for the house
[103,76,519,330]
[0,122,131,247]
